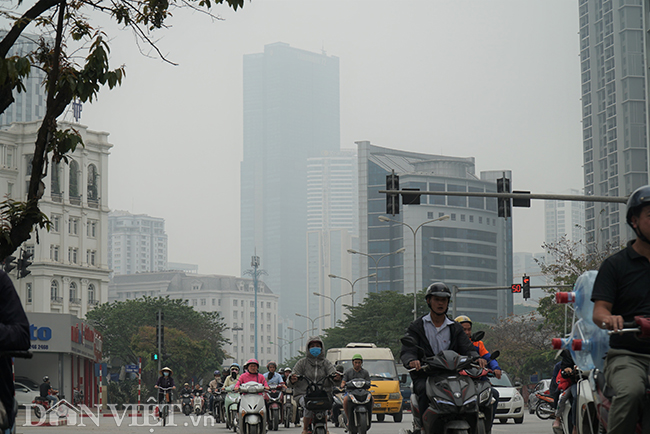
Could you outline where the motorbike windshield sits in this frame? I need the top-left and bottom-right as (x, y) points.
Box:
(339, 360), (398, 381)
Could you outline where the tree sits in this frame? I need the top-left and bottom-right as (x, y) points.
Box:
(85, 296), (229, 384)
(0, 0), (246, 261)
(321, 290), (430, 360)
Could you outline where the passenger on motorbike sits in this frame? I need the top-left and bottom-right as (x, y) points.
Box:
(234, 359), (270, 391)
(290, 336), (341, 434)
(39, 376), (58, 405)
(341, 354), (373, 429)
(592, 184), (650, 434)
(400, 283), (484, 431)
(223, 363), (240, 389)
(553, 359), (578, 432)
(455, 315), (501, 429)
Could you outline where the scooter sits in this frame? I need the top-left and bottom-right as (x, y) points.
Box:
(533, 391), (555, 420)
(193, 389), (205, 415)
(283, 386), (298, 428)
(459, 351), (500, 434)
(225, 385), (241, 431)
(238, 381), (267, 434)
(211, 386), (225, 423)
(265, 384), (283, 431)
(32, 390), (65, 419)
(180, 390), (193, 416)
(331, 387), (345, 428)
(401, 335), (485, 434)
(298, 373), (337, 434)
(344, 378), (375, 434)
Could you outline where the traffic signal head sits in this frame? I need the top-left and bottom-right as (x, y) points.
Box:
(2, 255), (16, 273)
(17, 250), (33, 279)
(386, 172), (400, 215)
(152, 353), (158, 361)
(522, 276), (531, 299)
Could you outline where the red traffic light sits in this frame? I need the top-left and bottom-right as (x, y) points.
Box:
(511, 284), (522, 293)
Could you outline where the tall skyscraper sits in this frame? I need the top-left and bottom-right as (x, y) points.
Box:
(579, 0), (647, 250)
(108, 211), (168, 275)
(544, 188), (586, 254)
(241, 42), (340, 330)
(357, 141), (513, 323)
(306, 150), (358, 331)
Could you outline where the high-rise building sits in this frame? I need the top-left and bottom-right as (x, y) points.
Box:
(0, 31), (47, 126)
(544, 188), (586, 255)
(579, 0), (647, 250)
(108, 211), (168, 275)
(306, 150), (358, 331)
(0, 121), (111, 317)
(357, 141), (513, 323)
(241, 42), (340, 331)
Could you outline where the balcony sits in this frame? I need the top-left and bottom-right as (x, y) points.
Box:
(88, 299), (99, 306)
(69, 196), (81, 206)
(51, 193), (62, 203)
(51, 296), (63, 304)
(88, 199), (99, 209)
(70, 298), (82, 305)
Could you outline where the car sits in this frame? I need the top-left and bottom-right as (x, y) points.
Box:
(15, 376), (39, 390)
(14, 381), (40, 407)
(527, 379), (552, 414)
(490, 372), (524, 424)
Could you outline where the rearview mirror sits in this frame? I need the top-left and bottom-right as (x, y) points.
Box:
(490, 350), (500, 360)
(471, 331), (485, 342)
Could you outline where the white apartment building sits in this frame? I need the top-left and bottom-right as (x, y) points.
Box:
(0, 121), (111, 317)
(109, 271), (280, 366)
(108, 210), (168, 275)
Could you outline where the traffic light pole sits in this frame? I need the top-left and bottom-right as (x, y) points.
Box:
(379, 189), (628, 204)
(157, 309), (162, 373)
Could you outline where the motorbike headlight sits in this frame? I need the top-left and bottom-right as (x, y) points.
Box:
(388, 393), (401, 400)
(462, 397), (476, 406)
(479, 389), (491, 404)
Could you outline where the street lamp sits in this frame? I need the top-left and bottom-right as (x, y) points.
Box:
(287, 327), (316, 350)
(295, 313), (331, 334)
(347, 247), (406, 292)
(272, 336), (297, 363)
(378, 214), (450, 320)
(322, 273), (376, 324)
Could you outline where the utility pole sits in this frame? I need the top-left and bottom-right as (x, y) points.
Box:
(244, 255), (267, 361)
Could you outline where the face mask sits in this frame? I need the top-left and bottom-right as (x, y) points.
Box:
(163, 372), (169, 377)
(309, 347), (322, 357)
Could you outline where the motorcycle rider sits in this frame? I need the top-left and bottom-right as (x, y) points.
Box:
(38, 376), (58, 406)
(400, 283), (484, 432)
(341, 354), (373, 430)
(208, 371), (223, 415)
(290, 336), (341, 434)
(265, 361), (285, 387)
(234, 359), (270, 391)
(592, 184), (650, 434)
(455, 315), (501, 430)
(223, 363), (240, 389)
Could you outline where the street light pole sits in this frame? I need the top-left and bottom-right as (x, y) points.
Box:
(287, 327), (316, 350)
(378, 215), (449, 320)
(322, 273), (376, 324)
(295, 313), (330, 335)
(347, 247), (406, 292)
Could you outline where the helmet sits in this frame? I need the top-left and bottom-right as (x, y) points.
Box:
(352, 354), (363, 362)
(335, 365), (345, 373)
(267, 361), (277, 369)
(230, 363), (240, 371)
(184, 383), (190, 387)
(244, 358), (259, 369)
(627, 185), (650, 227)
(43, 376), (49, 382)
(284, 367), (292, 373)
(425, 282), (452, 299)
(455, 315), (472, 325)
(213, 370), (221, 376)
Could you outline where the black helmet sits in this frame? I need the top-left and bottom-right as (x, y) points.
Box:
(43, 376), (49, 382)
(626, 185), (650, 228)
(425, 282), (451, 299)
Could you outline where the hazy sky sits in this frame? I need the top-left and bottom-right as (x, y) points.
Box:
(79, 0), (584, 276)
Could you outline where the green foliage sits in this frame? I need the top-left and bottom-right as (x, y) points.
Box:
(0, 56), (31, 93)
(107, 379), (150, 405)
(86, 296), (229, 385)
(48, 128), (84, 164)
(0, 198), (50, 242)
(321, 289), (430, 360)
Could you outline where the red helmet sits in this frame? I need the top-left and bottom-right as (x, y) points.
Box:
(244, 358), (259, 369)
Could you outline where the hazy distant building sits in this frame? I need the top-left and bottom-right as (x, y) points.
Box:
(578, 0), (647, 250)
(166, 262), (199, 274)
(108, 211), (168, 275)
(240, 42), (340, 333)
(108, 271), (280, 366)
(357, 141), (513, 324)
(0, 121), (111, 317)
(545, 188), (586, 254)
(306, 150), (358, 331)
(0, 31), (47, 126)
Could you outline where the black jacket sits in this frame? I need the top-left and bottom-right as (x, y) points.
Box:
(400, 314), (479, 380)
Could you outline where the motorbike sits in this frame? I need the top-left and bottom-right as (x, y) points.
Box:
(193, 389), (205, 415)
(283, 386), (298, 428)
(401, 335), (487, 434)
(211, 386), (225, 423)
(298, 373), (337, 434)
(238, 381), (267, 434)
(32, 390), (66, 419)
(331, 387), (345, 428)
(459, 351), (500, 434)
(265, 384), (283, 431)
(343, 379), (375, 434)
(180, 390), (193, 416)
(533, 391), (555, 420)
(225, 385), (241, 431)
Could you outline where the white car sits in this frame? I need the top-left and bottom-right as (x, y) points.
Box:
(14, 382), (40, 407)
(491, 372), (524, 424)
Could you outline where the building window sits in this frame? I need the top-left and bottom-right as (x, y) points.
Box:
(69, 282), (77, 302)
(69, 159), (80, 198)
(51, 161), (61, 195)
(87, 220), (97, 238)
(50, 280), (59, 300)
(233, 300), (238, 306)
(218, 299), (221, 306)
(69, 218), (79, 235)
(26, 283), (32, 303)
(51, 215), (60, 232)
(451, 214), (456, 221)
(68, 247), (78, 264)
(250, 301), (254, 307)
(234, 311), (238, 319)
(6, 182), (12, 199)
(88, 284), (96, 303)
(50, 245), (60, 262)
(87, 164), (98, 201)
(200, 299), (206, 306)
(193, 299), (197, 306)
(86, 249), (96, 265)
(266, 302), (271, 308)
(212, 299), (216, 306)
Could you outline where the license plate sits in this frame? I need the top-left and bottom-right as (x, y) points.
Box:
(373, 403), (381, 408)
(497, 403), (507, 409)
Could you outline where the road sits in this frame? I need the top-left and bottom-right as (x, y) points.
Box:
(15, 408), (555, 434)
